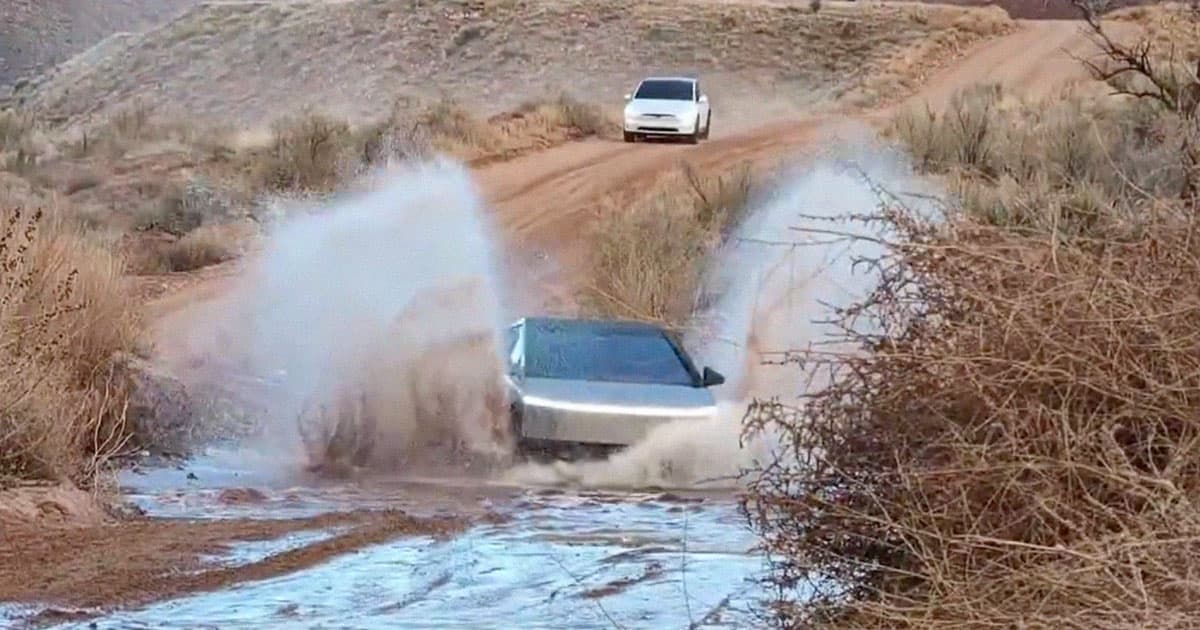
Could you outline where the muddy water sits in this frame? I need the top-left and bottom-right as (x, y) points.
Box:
(71, 449), (767, 629)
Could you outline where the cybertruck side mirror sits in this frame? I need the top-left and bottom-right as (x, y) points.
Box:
(701, 366), (725, 388)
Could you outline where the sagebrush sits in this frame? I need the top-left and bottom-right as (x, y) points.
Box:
(585, 162), (753, 327)
(744, 7), (1200, 628)
(0, 206), (138, 485)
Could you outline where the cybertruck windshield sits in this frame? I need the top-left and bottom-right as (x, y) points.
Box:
(633, 79), (694, 101)
(524, 319), (700, 387)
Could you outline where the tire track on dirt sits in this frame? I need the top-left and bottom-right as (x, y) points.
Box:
(0, 508), (465, 617)
(476, 17), (1140, 290)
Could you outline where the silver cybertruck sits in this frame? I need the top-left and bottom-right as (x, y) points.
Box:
(502, 316), (726, 460)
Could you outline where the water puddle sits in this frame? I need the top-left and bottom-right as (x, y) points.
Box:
(71, 505), (762, 629)
(197, 529), (347, 571)
(87, 448), (771, 628)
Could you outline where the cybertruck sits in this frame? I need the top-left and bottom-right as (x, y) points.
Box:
(503, 316), (726, 460)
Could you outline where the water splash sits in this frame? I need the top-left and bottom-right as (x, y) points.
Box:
(166, 158), (516, 477)
(507, 126), (934, 490)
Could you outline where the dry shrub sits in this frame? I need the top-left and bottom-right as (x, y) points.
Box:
(745, 12), (1200, 626)
(888, 82), (1193, 234)
(586, 162), (753, 326)
(1, 109), (38, 174)
(162, 225), (236, 272)
(0, 206), (138, 485)
(141, 176), (235, 235)
(246, 95), (614, 193)
(743, 198), (1200, 628)
(419, 97), (498, 154)
(70, 100), (199, 159)
(1111, 2), (1200, 59)
(0, 109), (34, 152)
(250, 111), (354, 193)
(539, 93), (617, 138)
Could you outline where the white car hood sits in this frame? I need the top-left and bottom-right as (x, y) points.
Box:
(625, 98), (698, 119)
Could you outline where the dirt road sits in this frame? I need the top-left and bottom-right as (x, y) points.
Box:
(466, 17), (1133, 307)
(141, 18), (1131, 330)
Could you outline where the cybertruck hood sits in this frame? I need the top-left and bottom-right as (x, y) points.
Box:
(519, 377), (717, 417)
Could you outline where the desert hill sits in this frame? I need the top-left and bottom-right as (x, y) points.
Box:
(0, 0), (199, 91)
(11, 0), (1011, 130)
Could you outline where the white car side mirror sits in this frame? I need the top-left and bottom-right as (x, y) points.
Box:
(699, 94), (708, 104)
(624, 93), (632, 101)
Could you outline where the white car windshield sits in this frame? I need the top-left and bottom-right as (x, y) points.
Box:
(633, 79), (693, 101)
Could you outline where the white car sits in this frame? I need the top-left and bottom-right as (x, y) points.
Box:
(622, 76), (711, 144)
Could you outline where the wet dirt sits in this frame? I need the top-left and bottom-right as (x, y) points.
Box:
(0, 450), (767, 629)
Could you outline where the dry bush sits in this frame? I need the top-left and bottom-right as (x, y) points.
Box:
(247, 95), (615, 193)
(162, 225), (236, 272)
(141, 176), (235, 236)
(1, 109), (38, 174)
(585, 162), (753, 326)
(0, 205), (139, 485)
(420, 93), (615, 160)
(539, 93), (618, 138)
(249, 111), (354, 193)
(69, 100), (200, 159)
(744, 9), (1200, 628)
(419, 97), (498, 155)
(0, 109), (34, 152)
(888, 82), (1192, 234)
(742, 198), (1200, 629)
(1111, 2), (1200, 59)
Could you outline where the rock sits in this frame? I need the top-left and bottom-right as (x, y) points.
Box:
(111, 352), (195, 455)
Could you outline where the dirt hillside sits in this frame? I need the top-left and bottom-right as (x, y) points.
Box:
(12, 0), (1012, 129)
(0, 0), (199, 92)
(146, 15), (1127, 366)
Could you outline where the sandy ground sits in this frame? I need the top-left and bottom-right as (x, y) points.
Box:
(0, 14), (1148, 622)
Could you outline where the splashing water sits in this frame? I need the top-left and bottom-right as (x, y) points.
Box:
(507, 129), (933, 490)
(168, 158), (517, 477)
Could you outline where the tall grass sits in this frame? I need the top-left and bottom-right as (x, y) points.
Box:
(1, 109), (38, 174)
(0, 109), (34, 152)
(0, 205), (138, 485)
(247, 95), (616, 194)
(887, 82), (1190, 235)
(585, 162), (753, 327)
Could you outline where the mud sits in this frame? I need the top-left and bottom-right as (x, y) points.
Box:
(0, 451), (767, 629)
(0, 506), (463, 613)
